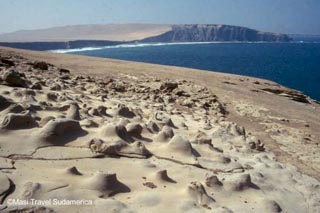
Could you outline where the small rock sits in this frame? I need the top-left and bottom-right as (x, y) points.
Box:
(1, 58), (15, 66)
(59, 68), (70, 74)
(0, 112), (37, 130)
(33, 61), (49, 70)
(160, 81), (178, 92)
(2, 70), (27, 87)
(47, 92), (58, 101)
(31, 82), (42, 90)
(205, 175), (223, 187)
(50, 84), (61, 91)
(143, 182), (157, 189)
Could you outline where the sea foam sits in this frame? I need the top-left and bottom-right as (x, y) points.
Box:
(49, 42), (226, 53)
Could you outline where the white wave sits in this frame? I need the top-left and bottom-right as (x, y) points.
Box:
(50, 46), (105, 53)
(49, 41), (316, 53)
(49, 41), (230, 53)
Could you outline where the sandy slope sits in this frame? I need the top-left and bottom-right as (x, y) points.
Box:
(0, 46), (319, 212)
(0, 24), (171, 42)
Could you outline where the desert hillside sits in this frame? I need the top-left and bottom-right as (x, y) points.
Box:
(0, 47), (319, 212)
(0, 24), (171, 42)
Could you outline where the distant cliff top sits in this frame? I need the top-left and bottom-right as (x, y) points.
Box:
(0, 24), (290, 43)
(143, 24), (291, 42)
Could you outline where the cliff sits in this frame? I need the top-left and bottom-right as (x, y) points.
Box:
(142, 24), (291, 42)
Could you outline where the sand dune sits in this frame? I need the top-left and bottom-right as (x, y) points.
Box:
(0, 46), (319, 212)
(0, 24), (171, 42)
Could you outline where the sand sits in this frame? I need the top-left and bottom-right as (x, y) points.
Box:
(0, 24), (171, 42)
(0, 46), (319, 212)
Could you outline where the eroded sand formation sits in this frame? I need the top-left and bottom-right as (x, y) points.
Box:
(0, 51), (319, 212)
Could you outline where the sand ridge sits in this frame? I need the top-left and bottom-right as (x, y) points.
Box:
(0, 24), (172, 42)
(0, 48), (319, 212)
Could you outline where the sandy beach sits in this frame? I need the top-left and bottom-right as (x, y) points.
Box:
(0, 46), (319, 212)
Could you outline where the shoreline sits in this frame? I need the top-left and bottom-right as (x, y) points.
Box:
(49, 41), (314, 53)
(0, 46), (319, 212)
(0, 40), (314, 52)
(46, 42), (320, 102)
(1, 46), (319, 178)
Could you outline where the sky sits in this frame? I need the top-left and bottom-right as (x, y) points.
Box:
(1, 0), (320, 35)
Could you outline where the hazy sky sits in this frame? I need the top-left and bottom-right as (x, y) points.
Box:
(1, 0), (319, 34)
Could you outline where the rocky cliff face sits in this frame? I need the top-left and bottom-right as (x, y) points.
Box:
(142, 25), (291, 42)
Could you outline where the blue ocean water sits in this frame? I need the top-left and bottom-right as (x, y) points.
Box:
(63, 43), (320, 101)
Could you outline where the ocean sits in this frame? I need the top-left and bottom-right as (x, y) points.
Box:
(54, 42), (320, 101)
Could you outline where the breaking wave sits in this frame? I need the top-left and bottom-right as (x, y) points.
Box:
(49, 42), (232, 53)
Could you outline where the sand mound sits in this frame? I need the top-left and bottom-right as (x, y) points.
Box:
(36, 118), (86, 145)
(150, 135), (198, 164)
(119, 141), (151, 157)
(18, 171), (130, 202)
(0, 173), (11, 201)
(146, 112), (176, 134)
(167, 135), (194, 156)
(186, 181), (215, 207)
(212, 122), (246, 139)
(160, 81), (178, 92)
(126, 123), (143, 137)
(39, 116), (55, 127)
(0, 112), (37, 130)
(224, 173), (259, 191)
(146, 120), (160, 133)
(83, 172), (130, 197)
(64, 166), (83, 176)
(33, 61), (49, 70)
(190, 131), (212, 145)
(66, 103), (81, 120)
(150, 170), (176, 183)
(261, 200), (282, 213)
(205, 175), (223, 188)
(88, 138), (116, 153)
(246, 136), (266, 152)
(2, 104), (25, 114)
(153, 126), (174, 142)
(21, 182), (41, 199)
(2, 70), (28, 87)
(88, 138), (151, 158)
(100, 124), (134, 143)
(0, 95), (12, 111)
(113, 105), (136, 118)
(86, 105), (108, 117)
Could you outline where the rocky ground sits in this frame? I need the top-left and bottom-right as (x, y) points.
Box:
(0, 48), (319, 212)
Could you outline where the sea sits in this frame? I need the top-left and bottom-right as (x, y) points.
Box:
(52, 42), (320, 101)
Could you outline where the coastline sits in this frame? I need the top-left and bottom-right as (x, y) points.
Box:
(49, 41), (307, 53)
(1, 46), (319, 178)
(49, 42), (320, 102)
(0, 46), (319, 212)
